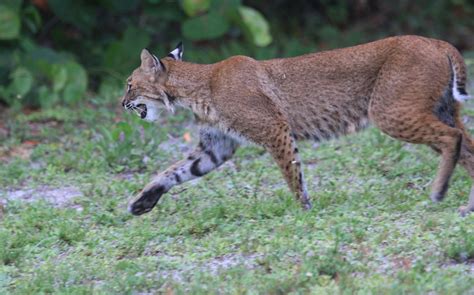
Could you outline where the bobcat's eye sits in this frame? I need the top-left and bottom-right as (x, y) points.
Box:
(127, 83), (132, 92)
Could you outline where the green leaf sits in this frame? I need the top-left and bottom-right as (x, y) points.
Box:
(182, 11), (229, 41)
(51, 64), (68, 93)
(210, 0), (241, 18)
(62, 62), (87, 104)
(181, 0), (211, 17)
(9, 67), (33, 98)
(22, 5), (43, 34)
(38, 85), (59, 109)
(238, 6), (272, 47)
(0, 4), (21, 40)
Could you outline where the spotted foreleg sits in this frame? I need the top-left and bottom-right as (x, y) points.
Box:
(216, 93), (312, 210)
(264, 123), (311, 210)
(128, 128), (239, 215)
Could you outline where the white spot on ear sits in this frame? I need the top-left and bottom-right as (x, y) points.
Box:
(169, 48), (182, 60)
(168, 42), (183, 61)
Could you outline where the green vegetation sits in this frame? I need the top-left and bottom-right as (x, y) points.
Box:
(0, 0), (274, 108)
(1, 0), (474, 293)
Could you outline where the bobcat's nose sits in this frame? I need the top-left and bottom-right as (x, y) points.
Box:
(121, 98), (132, 109)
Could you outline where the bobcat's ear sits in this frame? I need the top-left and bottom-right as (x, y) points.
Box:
(167, 42), (183, 61)
(140, 49), (165, 72)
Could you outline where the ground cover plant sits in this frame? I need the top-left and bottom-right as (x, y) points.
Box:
(0, 58), (473, 294)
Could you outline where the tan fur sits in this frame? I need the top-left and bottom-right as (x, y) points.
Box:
(122, 35), (473, 216)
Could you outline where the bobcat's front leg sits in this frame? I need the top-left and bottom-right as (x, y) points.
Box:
(264, 123), (312, 210)
(128, 128), (239, 215)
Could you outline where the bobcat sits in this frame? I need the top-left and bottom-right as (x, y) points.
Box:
(121, 36), (473, 216)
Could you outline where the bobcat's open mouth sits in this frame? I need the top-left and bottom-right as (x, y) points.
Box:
(124, 98), (161, 122)
(135, 104), (147, 119)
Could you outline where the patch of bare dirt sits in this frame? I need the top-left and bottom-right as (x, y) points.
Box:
(0, 140), (39, 162)
(0, 186), (83, 210)
(442, 259), (474, 274)
(158, 135), (194, 156)
(155, 253), (263, 282)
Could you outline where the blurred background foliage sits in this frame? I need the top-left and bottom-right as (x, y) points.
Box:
(0, 0), (473, 108)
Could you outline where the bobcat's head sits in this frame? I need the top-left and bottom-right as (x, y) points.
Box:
(121, 43), (183, 122)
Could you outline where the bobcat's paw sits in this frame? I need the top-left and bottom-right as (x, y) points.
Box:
(458, 206), (473, 217)
(128, 185), (165, 216)
(430, 192), (445, 203)
(302, 200), (312, 210)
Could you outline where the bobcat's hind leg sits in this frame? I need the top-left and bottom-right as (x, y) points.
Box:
(455, 115), (474, 216)
(370, 100), (462, 204)
(368, 53), (466, 206)
(458, 186), (474, 217)
(428, 128), (462, 203)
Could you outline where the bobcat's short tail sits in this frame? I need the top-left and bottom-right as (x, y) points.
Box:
(447, 48), (471, 102)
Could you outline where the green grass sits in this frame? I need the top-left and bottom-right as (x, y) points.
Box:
(2, 78), (474, 293)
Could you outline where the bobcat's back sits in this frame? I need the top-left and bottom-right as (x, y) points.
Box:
(243, 36), (469, 141)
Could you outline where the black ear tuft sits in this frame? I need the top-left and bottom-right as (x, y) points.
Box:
(176, 41), (183, 51)
(168, 41), (184, 61)
(145, 48), (160, 64)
